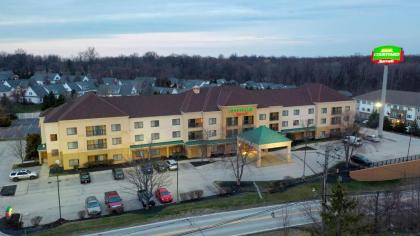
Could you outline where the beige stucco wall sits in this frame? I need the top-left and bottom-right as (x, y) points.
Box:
(350, 159), (420, 181)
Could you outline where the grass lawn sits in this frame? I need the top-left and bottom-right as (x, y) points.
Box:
(12, 103), (42, 113)
(32, 179), (401, 236)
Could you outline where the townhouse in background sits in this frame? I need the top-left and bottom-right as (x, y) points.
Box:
(38, 84), (355, 170)
(354, 90), (420, 125)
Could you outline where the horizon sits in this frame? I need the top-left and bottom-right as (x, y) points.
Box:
(1, 0), (419, 57)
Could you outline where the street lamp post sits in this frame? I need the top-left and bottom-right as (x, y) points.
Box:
(53, 160), (62, 220)
(407, 124), (412, 158)
(377, 65), (388, 138)
(175, 152), (180, 203)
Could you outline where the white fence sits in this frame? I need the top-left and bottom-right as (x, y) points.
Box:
(16, 112), (40, 119)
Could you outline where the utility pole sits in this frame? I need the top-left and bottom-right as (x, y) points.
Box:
(321, 146), (330, 233)
(377, 65), (388, 138)
(407, 124), (412, 158)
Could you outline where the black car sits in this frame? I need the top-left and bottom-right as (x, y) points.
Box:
(153, 161), (168, 172)
(141, 162), (153, 175)
(112, 168), (125, 180)
(350, 154), (373, 167)
(137, 189), (156, 208)
(80, 172), (91, 184)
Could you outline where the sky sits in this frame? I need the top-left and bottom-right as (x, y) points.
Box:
(0, 0), (419, 57)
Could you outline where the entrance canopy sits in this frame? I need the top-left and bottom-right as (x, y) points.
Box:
(238, 126), (292, 167)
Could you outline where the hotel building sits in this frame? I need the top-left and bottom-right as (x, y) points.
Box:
(38, 83), (355, 170)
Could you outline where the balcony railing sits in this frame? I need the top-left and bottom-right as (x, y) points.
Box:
(87, 143), (107, 150)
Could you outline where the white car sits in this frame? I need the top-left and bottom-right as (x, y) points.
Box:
(343, 136), (362, 146)
(9, 169), (38, 182)
(166, 160), (178, 171)
(365, 134), (380, 143)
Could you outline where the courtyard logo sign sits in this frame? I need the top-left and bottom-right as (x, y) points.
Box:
(228, 107), (254, 116)
(371, 45), (404, 64)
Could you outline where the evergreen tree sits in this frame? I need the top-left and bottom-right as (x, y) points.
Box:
(322, 182), (365, 235)
(367, 111), (379, 128)
(383, 117), (393, 131)
(56, 94), (65, 106)
(25, 133), (41, 160)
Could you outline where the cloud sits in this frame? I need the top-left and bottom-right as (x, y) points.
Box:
(0, 31), (306, 57)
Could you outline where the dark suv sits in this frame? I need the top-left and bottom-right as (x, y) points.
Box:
(80, 172), (91, 184)
(112, 168), (125, 180)
(350, 154), (373, 167)
(137, 189), (156, 208)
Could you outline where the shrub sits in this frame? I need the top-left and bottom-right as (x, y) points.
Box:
(31, 216), (42, 227)
(78, 210), (86, 220)
(0, 116), (11, 127)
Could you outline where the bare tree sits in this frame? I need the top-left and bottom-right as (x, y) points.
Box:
(340, 110), (360, 169)
(227, 142), (253, 188)
(301, 118), (315, 178)
(12, 139), (25, 163)
(125, 162), (170, 209)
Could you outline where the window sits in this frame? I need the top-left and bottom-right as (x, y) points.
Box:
(87, 139), (107, 150)
(209, 118), (217, 125)
(293, 109), (300, 116)
(331, 107), (342, 115)
(269, 123), (279, 131)
(226, 117), (238, 126)
(151, 120), (159, 127)
(51, 149), (59, 156)
(362, 100), (367, 104)
(135, 134), (144, 142)
(50, 134), (57, 141)
(321, 118), (327, 124)
(269, 112), (279, 121)
(188, 131), (203, 140)
(362, 108), (365, 111)
(322, 108), (327, 114)
(293, 120), (299, 126)
(307, 119), (314, 125)
(69, 159), (79, 167)
(111, 124), (121, 132)
(134, 121), (143, 129)
(86, 125), (106, 136)
(259, 114), (266, 120)
(226, 129), (238, 138)
(67, 141), (78, 149)
(172, 118), (180, 126)
(282, 110), (288, 116)
(150, 149), (160, 156)
(172, 131), (181, 138)
(320, 131), (326, 138)
(113, 154), (123, 161)
(66, 127), (77, 135)
(331, 117), (342, 125)
(282, 121), (288, 127)
(308, 108), (314, 114)
(345, 106), (350, 111)
(367, 108), (371, 112)
(112, 137), (122, 145)
(151, 133), (160, 140)
(188, 118), (203, 128)
(208, 130), (217, 137)
(243, 116), (254, 125)
(407, 115), (412, 119)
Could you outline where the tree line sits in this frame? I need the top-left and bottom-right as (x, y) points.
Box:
(1, 48), (420, 95)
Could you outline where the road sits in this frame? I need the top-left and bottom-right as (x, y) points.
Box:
(85, 201), (321, 236)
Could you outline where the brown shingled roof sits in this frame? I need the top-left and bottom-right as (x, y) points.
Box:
(42, 84), (351, 123)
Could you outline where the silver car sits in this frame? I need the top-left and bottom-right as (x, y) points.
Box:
(9, 169), (38, 182)
(166, 160), (178, 171)
(85, 196), (102, 216)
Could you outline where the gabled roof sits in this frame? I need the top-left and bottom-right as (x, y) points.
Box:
(0, 71), (14, 81)
(43, 92), (128, 122)
(42, 83), (351, 122)
(97, 84), (120, 96)
(354, 90), (420, 107)
(76, 81), (96, 91)
(0, 83), (11, 92)
(29, 85), (48, 97)
(44, 84), (67, 95)
(101, 77), (118, 85)
(239, 126), (291, 145)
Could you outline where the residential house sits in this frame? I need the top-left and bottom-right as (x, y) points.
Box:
(24, 85), (48, 104)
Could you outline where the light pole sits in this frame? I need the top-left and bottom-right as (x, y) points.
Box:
(53, 160), (62, 220)
(175, 152), (180, 203)
(407, 124), (412, 158)
(377, 65), (388, 138)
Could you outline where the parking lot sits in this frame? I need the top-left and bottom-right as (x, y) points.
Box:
(1, 128), (420, 227)
(0, 119), (40, 140)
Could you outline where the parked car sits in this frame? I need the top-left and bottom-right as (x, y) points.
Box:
(166, 160), (178, 171)
(80, 172), (91, 184)
(350, 154), (373, 167)
(9, 169), (38, 182)
(343, 136), (362, 146)
(155, 187), (173, 203)
(85, 196), (101, 216)
(365, 134), (380, 143)
(141, 162), (153, 175)
(112, 168), (125, 180)
(153, 161), (168, 172)
(104, 191), (124, 213)
(137, 189), (156, 208)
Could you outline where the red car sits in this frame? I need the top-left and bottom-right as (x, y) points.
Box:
(155, 187), (173, 203)
(104, 191), (124, 214)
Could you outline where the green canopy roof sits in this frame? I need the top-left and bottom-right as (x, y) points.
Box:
(185, 138), (235, 147)
(238, 126), (290, 145)
(130, 140), (184, 149)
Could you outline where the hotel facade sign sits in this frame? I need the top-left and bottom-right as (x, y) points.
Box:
(228, 106), (254, 116)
